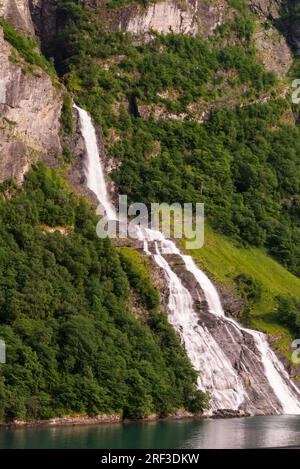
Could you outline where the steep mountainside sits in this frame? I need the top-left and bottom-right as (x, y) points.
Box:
(48, 0), (300, 273)
(0, 2), (209, 422)
(1, 0), (300, 420)
(46, 0), (300, 359)
(0, 25), (61, 183)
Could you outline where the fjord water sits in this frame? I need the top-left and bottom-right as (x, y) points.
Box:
(75, 105), (300, 415)
(1, 417), (300, 449)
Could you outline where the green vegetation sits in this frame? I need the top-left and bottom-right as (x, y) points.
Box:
(275, 295), (300, 337)
(0, 18), (56, 78)
(107, 101), (300, 277)
(0, 164), (208, 422)
(105, 0), (154, 7)
(184, 223), (300, 358)
(52, 1), (300, 279)
(60, 93), (74, 135)
(55, 4), (275, 122)
(185, 224), (300, 303)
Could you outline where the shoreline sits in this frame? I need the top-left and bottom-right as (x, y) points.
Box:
(0, 410), (199, 430)
(0, 409), (254, 430)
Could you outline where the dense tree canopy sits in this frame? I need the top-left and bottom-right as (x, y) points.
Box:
(0, 164), (208, 421)
(52, 1), (300, 277)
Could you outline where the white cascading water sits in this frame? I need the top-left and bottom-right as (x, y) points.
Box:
(76, 104), (300, 415)
(74, 104), (117, 221)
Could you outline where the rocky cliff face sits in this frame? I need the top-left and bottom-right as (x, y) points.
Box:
(0, 0), (35, 34)
(29, 0), (57, 55)
(290, 19), (300, 56)
(118, 0), (228, 37)
(25, 0), (293, 78)
(245, 0), (292, 78)
(248, 0), (284, 18)
(0, 27), (62, 183)
(164, 251), (300, 416)
(0, 0), (292, 184)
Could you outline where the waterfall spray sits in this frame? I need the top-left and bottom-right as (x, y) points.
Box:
(75, 104), (300, 416)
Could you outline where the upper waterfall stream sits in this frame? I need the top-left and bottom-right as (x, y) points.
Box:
(75, 104), (300, 416)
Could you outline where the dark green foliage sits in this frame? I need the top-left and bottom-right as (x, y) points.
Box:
(0, 163), (207, 421)
(119, 251), (160, 311)
(275, 294), (300, 336)
(60, 93), (74, 135)
(0, 18), (56, 77)
(54, 1), (275, 124)
(105, 0), (154, 7)
(240, 304), (252, 327)
(234, 274), (262, 303)
(61, 144), (72, 163)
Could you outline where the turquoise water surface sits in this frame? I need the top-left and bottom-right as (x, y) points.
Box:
(0, 416), (300, 449)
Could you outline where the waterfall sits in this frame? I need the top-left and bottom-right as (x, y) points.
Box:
(74, 104), (117, 221)
(76, 104), (300, 416)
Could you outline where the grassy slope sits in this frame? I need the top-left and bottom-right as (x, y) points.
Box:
(182, 223), (300, 360)
(118, 246), (153, 276)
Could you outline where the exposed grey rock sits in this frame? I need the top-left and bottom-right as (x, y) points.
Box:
(1, 413), (122, 428)
(29, 0), (57, 55)
(289, 16), (300, 57)
(88, 0), (229, 38)
(218, 283), (245, 318)
(118, 0), (229, 38)
(248, 0), (284, 19)
(254, 27), (292, 77)
(0, 27), (62, 184)
(0, 0), (35, 35)
(245, 1), (292, 77)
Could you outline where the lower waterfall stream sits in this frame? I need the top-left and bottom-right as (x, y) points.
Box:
(75, 104), (300, 416)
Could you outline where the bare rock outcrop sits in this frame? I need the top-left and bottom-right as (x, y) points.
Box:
(0, 27), (62, 183)
(29, 0), (58, 55)
(246, 1), (292, 77)
(0, 0), (35, 35)
(289, 19), (300, 56)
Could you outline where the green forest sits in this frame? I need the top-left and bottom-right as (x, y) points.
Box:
(52, 0), (300, 279)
